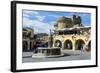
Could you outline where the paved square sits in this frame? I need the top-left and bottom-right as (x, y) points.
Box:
(22, 50), (91, 63)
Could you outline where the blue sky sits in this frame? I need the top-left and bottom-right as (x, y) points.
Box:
(23, 10), (91, 34)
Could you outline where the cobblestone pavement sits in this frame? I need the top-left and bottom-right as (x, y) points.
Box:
(22, 50), (91, 63)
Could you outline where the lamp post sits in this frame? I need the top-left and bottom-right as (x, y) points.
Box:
(48, 29), (53, 48)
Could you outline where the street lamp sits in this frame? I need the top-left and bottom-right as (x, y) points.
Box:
(48, 29), (53, 48)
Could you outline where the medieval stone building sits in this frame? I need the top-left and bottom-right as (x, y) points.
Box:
(53, 15), (91, 52)
(23, 27), (35, 51)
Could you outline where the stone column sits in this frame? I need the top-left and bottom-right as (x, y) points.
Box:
(53, 40), (55, 47)
(73, 40), (75, 51)
(61, 41), (64, 52)
(61, 35), (64, 53)
(72, 36), (76, 51)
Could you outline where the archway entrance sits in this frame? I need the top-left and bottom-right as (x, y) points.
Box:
(75, 39), (85, 50)
(55, 40), (62, 48)
(64, 40), (73, 50)
(86, 41), (91, 52)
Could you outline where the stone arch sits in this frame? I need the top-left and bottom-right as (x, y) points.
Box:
(54, 40), (62, 48)
(64, 39), (73, 50)
(75, 39), (85, 50)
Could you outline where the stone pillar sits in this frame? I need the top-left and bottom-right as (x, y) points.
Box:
(73, 40), (75, 51)
(53, 40), (55, 47)
(72, 36), (76, 51)
(61, 40), (64, 53)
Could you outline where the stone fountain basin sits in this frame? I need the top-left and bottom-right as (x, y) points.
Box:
(32, 47), (64, 58)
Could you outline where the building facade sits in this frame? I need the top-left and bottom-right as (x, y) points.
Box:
(35, 33), (49, 47)
(53, 15), (91, 52)
(23, 27), (36, 51)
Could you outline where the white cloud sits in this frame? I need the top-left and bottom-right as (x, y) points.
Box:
(48, 14), (60, 17)
(23, 17), (54, 34)
(23, 10), (39, 18)
(65, 16), (72, 18)
(35, 15), (45, 21)
(23, 10), (39, 15)
(23, 10), (56, 34)
(23, 10), (46, 22)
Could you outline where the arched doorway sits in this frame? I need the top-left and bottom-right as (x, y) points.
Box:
(55, 40), (62, 48)
(64, 40), (73, 50)
(75, 39), (85, 50)
(86, 41), (91, 52)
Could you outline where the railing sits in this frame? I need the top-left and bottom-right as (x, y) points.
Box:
(53, 34), (90, 38)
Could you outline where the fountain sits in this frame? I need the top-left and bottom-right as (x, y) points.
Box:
(32, 30), (64, 58)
